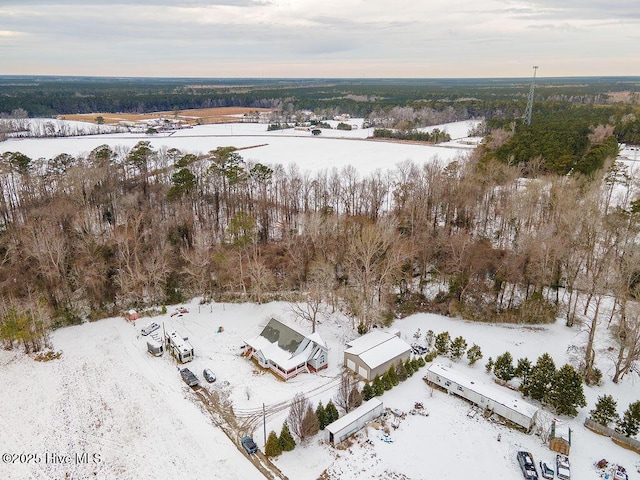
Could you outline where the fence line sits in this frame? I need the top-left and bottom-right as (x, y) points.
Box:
(584, 418), (640, 454)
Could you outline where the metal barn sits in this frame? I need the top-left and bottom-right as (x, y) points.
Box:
(325, 398), (385, 446)
(344, 330), (411, 381)
(425, 363), (539, 431)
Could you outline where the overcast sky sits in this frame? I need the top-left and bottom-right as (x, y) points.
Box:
(1, 0), (639, 78)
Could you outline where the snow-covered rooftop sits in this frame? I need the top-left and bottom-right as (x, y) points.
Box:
(244, 319), (326, 371)
(345, 331), (411, 370)
(325, 398), (384, 434)
(428, 363), (539, 419)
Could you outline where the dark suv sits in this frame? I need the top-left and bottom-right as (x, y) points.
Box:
(517, 451), (539, 480)
(241, 436), (258, 454)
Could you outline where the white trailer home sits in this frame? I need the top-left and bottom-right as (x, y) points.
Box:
(325, 398), (384, 446)
(165, 330), (194, 363)
(425, 363), (539, 431)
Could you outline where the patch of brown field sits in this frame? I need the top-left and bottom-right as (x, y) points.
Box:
(61, 106), (273, 125)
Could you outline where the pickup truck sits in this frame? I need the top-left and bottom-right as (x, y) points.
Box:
(180, 368), (200, 387)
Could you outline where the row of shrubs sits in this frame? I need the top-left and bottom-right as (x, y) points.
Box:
(362, 356), (427, 400)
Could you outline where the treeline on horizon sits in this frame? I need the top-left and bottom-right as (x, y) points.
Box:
(1, 76), (639, 119)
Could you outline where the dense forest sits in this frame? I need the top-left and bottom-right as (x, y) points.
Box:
(1, 77), (640, 386)
(2, 75), (640, 119)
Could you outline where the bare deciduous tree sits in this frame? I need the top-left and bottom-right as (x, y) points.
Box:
(334, 371), (360, 413)
(287, 393), (310, 441)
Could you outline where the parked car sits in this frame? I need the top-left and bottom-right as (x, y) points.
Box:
(203, 368), (216, 383)
(241, 436), (258, 454)
(539, 460), (555, 479)
(180, 368), (200, 387)
(556, 455), (571, 480)
(141, 322), (160, 336)
(517, 451), (539, 480)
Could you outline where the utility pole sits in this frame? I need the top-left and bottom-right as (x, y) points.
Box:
(263, 403), (267, 446)
(524, 66), (539, 126)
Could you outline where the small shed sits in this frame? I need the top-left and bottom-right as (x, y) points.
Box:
(325, 398), (384, 446)
(344, 330), (411, 381)
(425, 363), (539, 431)
(549, 419), (571, 455)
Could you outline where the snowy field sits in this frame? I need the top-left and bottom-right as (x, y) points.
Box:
(1, 297), (639, 480)
(0, 119), (480, 176)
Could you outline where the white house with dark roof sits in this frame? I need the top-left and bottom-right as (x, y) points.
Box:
(243, 319), (328, 380)
(343, 330), (412, 381)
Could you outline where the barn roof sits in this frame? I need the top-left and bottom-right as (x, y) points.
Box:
(345, 331), (411, 370)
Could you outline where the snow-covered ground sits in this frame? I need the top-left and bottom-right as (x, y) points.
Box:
(0, 119), (480, 176)
(1, 119), (639, 479)
(1, 298), (639, 480)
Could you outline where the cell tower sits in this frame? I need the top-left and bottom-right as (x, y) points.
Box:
(524, 66), (538, 126)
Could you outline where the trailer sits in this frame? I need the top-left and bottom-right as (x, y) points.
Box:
(165, 330), (194, 363)
(146, 339), (164, 356)
(425, 363), (539, 431)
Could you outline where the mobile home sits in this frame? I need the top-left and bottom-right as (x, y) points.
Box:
(425, 363), (539, 431)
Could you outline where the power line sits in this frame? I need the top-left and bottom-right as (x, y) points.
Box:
(524, 66), (539, 126)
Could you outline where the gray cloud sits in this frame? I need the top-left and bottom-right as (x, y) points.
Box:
(1, 0), (638, 77)
(522, 0), (640, 20)
(1, 0), (268, 6)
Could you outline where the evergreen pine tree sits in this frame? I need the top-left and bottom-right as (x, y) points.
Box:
(450, 336), (467, 360)
(617, 401), (640, 437)
(425, 329), (434, 348)
(411, 358), (421, 372)
(405, 358), (415, 376)
(315, 401), (328, 430)
(396, 360), (408, 382)
(265, 430), (283, 457)
(515, 357), (532, 381)
(522, 353), (556, 402)
(548, 364), (587, 417)
(467, 344), (483, 365)
(362, 382), (375, 401)
(493, 351), (516, 381)
(382, 371), (393, 390)
(325, 400), (339, 423)
(590, 395), (618, 427)
(348, 385), (363, 409)
(417, 355), (426, 367)
(279, 422), (296, 452)
(435, 331), (450, 356)
(485, 357), (494, 373)
(387, 365), (399, 386)
(372, 374), (385, 396)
